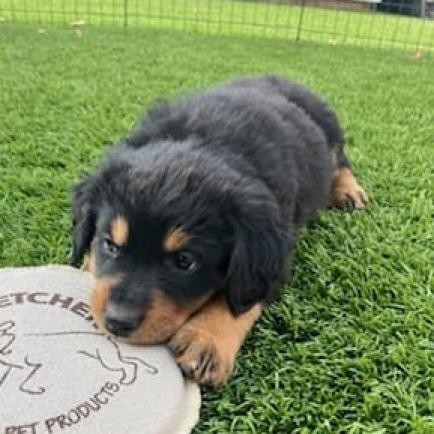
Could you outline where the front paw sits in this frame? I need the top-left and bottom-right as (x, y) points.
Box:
(334, 184), (369, 212)
(168, 325), (235, 387)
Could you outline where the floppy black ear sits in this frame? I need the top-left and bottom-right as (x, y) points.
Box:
(70, 175), (99, 267)
(225, 193), (292, 315)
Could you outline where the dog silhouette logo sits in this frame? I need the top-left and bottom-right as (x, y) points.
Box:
(0, 319), (157, 396)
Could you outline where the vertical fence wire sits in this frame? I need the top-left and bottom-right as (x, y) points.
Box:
(124, 0), (128, 27)
(86, 0), (92, 25)
(416, 17), (427, 47)
(61, 0), (65, 24)
(74, 0), (78, 21)
(296, 0), (306, 41)
(36, 0), (41, 24)
(430, 17), (434, 46)
(10, 0), (15, 22)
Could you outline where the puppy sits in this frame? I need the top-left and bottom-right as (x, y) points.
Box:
(71, 75), (368, 386)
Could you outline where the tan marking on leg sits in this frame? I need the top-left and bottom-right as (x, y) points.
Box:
(111, 216), (129, 246)
(330, 167), (369, 212)
(163, 227), (190, 253)
(169, 295), (262, 386)
(90, 277), (120, 331)
(130, 290), (211, 345)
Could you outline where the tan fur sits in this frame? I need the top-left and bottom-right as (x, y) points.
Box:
(330, 167), (369, 210)
(111, 216), (129, 246)
(163, 227), (190, 253)
(90, 270), (211, 344)
(80, 254), (91, 272)
(169, 296), (262, 386)
(90, 277), (120, 330)
(80, 251), (96, 273)
(130, 290), (210, 345)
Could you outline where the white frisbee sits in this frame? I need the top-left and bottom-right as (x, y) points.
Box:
(0, 266), (201, 434)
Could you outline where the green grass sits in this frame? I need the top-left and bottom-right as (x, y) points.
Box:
(1, 0), (434, 51)
(1, 22), (434, 433)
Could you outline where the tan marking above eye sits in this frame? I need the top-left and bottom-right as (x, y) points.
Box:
(111, 216), (129, 246)
(163, 227), (190, 253)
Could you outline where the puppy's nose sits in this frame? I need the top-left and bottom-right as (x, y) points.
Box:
(104, 308), (142, 337)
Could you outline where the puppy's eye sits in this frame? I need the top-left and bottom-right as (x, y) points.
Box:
(102, 237), (120, 257)
(173, 251), (198, 272)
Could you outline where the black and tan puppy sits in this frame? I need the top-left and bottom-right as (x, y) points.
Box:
(71, 75), (368, 386)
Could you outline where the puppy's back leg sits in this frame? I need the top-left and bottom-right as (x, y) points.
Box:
(260, 75), (368, 212)
(330, 147), (368, 212)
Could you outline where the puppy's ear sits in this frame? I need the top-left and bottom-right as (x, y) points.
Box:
(225, 192), (292, 315)
(70, 174), (99, 267)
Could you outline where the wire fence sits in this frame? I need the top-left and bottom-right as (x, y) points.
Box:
(1, 0), (434, 52)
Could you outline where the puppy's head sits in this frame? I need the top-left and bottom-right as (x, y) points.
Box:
(71, 144), (289, 344)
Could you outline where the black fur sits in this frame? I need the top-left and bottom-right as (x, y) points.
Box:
(72, 75), (349, 316)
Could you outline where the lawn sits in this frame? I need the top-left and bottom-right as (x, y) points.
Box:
(1, 22), (434, 433)
(1, 0), (434, 51)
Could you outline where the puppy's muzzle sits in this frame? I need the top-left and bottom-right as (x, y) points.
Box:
(104, 304), (143, 337)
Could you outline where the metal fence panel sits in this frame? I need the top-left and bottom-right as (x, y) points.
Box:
(1, 0), (433, 52)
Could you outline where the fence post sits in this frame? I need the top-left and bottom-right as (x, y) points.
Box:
(296, 0), (306, 42)
(124, 0), (128, 27)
